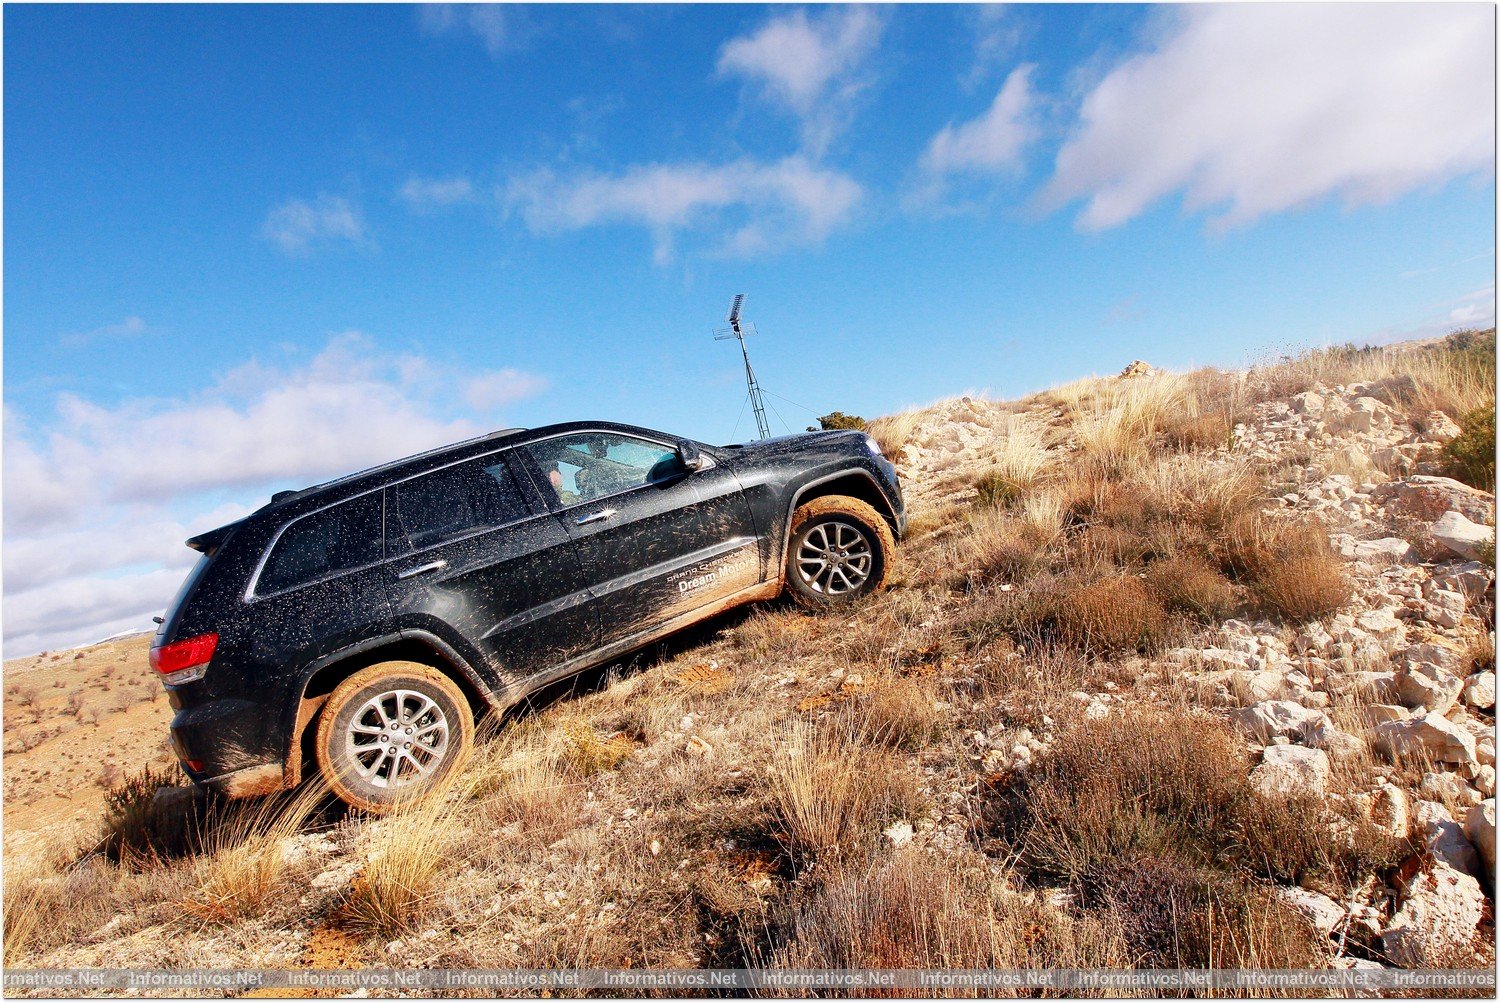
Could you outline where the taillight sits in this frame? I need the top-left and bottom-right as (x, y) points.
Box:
(150, 632), (218, 686)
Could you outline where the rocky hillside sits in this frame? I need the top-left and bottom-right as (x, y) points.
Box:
(3, 332), (1495, 989)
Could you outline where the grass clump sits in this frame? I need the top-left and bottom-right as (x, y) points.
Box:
(760, 847), (1127, 970)
(1145, 553), (1240, 620)
(1052, 574), (1175, 655)
(768, 724), (923, 867)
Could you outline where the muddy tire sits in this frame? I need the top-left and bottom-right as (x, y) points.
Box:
(314, 661), (474, 813)
(784, 495), (895, 610)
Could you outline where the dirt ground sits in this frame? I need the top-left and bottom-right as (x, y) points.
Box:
(2, 634), (177, 855)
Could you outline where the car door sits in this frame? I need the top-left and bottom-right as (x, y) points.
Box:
(517, 430), (722, 645)
(384, 450), (598, 687)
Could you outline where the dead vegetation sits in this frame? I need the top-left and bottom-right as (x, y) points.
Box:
(3, 332), (1492, 977)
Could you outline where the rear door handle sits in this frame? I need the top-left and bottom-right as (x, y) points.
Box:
(396, 560), (447, 580)
(575, 508), (617, 525)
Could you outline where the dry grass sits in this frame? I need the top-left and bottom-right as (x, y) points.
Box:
(866, 406), (933, 459)
(183, 783), (328, 923)
(768, 723), (922, 867)
(760, 846), (1128, 971)
(1145, 553), (1240, 621)
(1051, 574), (1175, 655)
(837, 674), (947, 752)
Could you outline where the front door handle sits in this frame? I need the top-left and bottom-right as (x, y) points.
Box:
(396, 560), (448, 580)
(575, 508), (617, 525)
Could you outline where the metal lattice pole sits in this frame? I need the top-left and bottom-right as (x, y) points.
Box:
(715, 294), (772, 440)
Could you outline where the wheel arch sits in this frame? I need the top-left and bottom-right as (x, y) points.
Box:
(778, 470), (899, 569)
(284, 631), (503, 788)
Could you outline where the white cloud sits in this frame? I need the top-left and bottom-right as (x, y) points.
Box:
(3, 335), (548, 656)
(400, 176), (476, 209)
(463, 369), (550, 412)
(261, 195), (366, 254)
(716, 6), (884, 154)
(503, 157), (862, 261)
(419, 4), (511, 57)
(1362, 284), (1497, 346)
(60, 315), (148, 349)
(1045, 5), (1495, 231)
(920, 64), (1036, 181)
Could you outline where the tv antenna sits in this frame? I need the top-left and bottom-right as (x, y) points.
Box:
(714, 293), (771, 440)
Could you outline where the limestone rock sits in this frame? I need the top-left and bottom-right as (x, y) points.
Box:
(1251, 745), (1330, 797)
(1415, 800), (1480, 876)
(1277, 887), (1345, 937)
(1230, 700), (1326, 743)
(1372, 713), (1477, 766)
(1382, 862), (1485, 968)
(1376, 476), (1495, 524)
(1462, 672), (1496, 712)
(1463, 800), (1495, 876)
(1431, 511), (1494, 563)
(1423, 411), (1463, 443)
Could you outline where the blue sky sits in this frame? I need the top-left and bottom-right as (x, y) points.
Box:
(3, 3), (1495, 655)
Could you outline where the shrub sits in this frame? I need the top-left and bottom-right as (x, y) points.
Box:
(100, 766), (194, 863)
(761, 847), (1127, 970)
(1145, 554), (1239, 621)
(1052, 575), (1174, 655)
(1443, 406), (1496, 491)
(1159, 408), (1232, 452)
(1000, 708), (1250, 882)
(973, 468), (1023, 508)
(952, 509), (1055, 585)
(1252, 555), (1353, 622)
(811, 411), (866, 431)
(839, 675), (947, 752)
(1079, 855), (1322, 968)
(558, 721), (635, 778)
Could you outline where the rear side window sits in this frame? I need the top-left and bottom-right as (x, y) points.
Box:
(391, 455), (529, 553)
(257, 493), (384, 595)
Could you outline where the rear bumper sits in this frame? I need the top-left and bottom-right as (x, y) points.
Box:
(169, 695), (288, 798)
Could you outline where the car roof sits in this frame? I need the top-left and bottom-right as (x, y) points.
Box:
(184, 420), (689, 552)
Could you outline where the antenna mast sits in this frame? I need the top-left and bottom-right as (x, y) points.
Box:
(714, 293), (771, 440)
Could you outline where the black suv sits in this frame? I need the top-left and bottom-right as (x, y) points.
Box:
(152, 421), (904, 810)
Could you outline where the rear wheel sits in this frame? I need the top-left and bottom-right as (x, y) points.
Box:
(784, 495), (895, 609)
(314, 661), (474, 812)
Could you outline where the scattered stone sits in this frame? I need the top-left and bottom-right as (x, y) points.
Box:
(883, 820), (915, 847)
(1431, 511), (1494, 563)
(1277, 887), (1345, 938)
(1230, 700), (1326, 743)
(1251, 745), (1331, 797)
(1118, 360), (1156, 378)
(1462, 672), (1496, 712)
(1463, 800), (1495, 875)
(1376, 476), (1496, 524)
(1382, 862), (1486, 968)
(1422, 411), (1463, 443)
(1372, 713), (1477, 766)
(1418, 772), (1482, 809)
(1393, 662), (1465, 715)
(685, 735), (715, 758)
(1289, 391), (1325, 416)
(1414, 800), (1480, 876)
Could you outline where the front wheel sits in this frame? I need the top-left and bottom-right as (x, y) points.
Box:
(784, 495), (895, 609)
(314, 661), (474, 812)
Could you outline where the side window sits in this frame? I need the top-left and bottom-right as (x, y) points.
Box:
(524, 433), (682, 507)
(258, 493), (384, 595)
(391, 455), (528, 552)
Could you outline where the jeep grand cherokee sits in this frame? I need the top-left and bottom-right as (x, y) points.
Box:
(152, 421), (904, 810)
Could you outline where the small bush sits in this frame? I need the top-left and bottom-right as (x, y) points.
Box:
(952, 509), (1055, 585)
(811, 411), (866, 432)
(761, 847), (1127, 970)
(1052, 575), (1174, 655)
(1159, 409), (1232, 451)
(839, 676), (947, 752)
(1145, 554), (1239, 621)
(973, 468), (1023, 508)
(1443, 406), (1496, 491)
(559, 721), (635, 778)
(1252, 555), (1353, 622)
(101, 766), (194, 863)
(1080, 855), (1322, 968)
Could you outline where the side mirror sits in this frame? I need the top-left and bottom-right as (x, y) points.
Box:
(676, 438), (706, 472)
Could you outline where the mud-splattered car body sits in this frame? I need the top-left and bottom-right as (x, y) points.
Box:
(154, 420), (904, 798)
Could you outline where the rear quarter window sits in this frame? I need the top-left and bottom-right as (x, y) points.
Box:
(256, 493), (384, 596)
